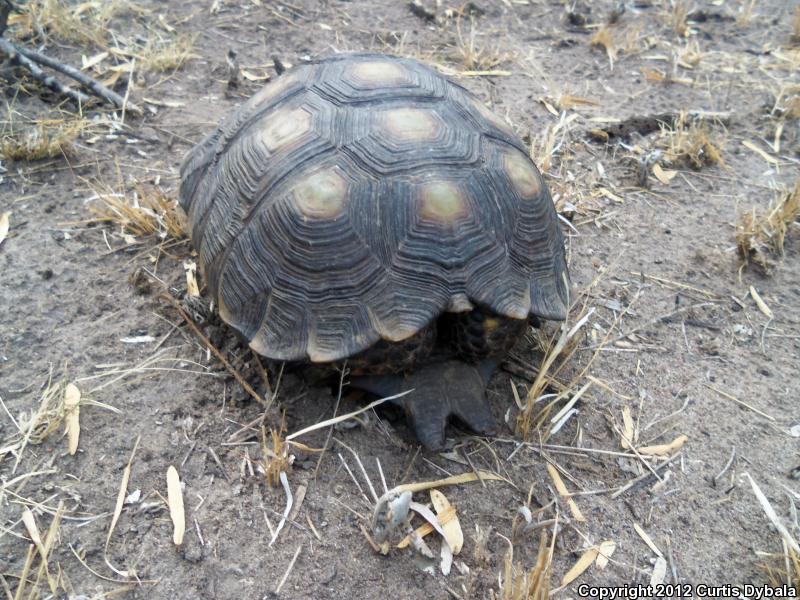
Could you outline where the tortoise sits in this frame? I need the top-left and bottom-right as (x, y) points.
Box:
(179, 53), (570, 449)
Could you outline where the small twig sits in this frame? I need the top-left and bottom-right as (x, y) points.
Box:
(2, 39), (143, 114)
(274, 544), (302, 594)
(313, 364), (347, 480)
(704, 384), (776, 422)
(611, 453), (682, 499)
(269, 471), (293, 547)
(0, 37), (91, 106)
(597, 302), (715, 349)
(712, 446), (736, 488)
(334, 438), (379, 503)
(163, 292), (266, 406)
(206, 446), (231, 482)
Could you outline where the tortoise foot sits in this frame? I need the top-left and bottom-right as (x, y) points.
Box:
(350, 359), (498, 450)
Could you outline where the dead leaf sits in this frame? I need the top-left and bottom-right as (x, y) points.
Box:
(546, 463), (586, 522)
(64, 383), (81, 455)
(22, 508), (45, 561)
(540, 98), (559, 116)
(599, 188), (624, 203)
(395, 470), (508, 494)
(650, 556), (668, 585)
(638, 434), (688, 456)
(167, 465), (185, 545)
(81, 51), (109, 70)
(0, 211), (10, 245)
(430, 490), (463, 554)
(750, 286), (774, 319)
(561, 547), (598, 585)
(143, 97), (187, 108)
(743, 140), (779, 165)
(621, 405), (634, 449)
(241, 69), (270, 81)
(652, 163), (678, 184)
(106, 437), (139, 548)
(184, 261), (200, 297)
(633, 523), (663, 557)
(396, 505), (456, 549)
(595, 540), (616, 569)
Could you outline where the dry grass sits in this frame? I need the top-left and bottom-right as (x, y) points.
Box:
(13, 0), (134, 46)
(736, 182), (800, 273)
(590, 26), (618, 67)
(665, 0), (691, 38)
(793, 7), (800, 44)
(660, 112), (725, 169)
(515, 308), (590, 441)
(139, 33), (198, 72)
(0, 118), (87, 161)
(736, 0), (758, 27)
(1, 374), (69, 469)
(494, 532), (553, 600)
(262, 422), (291, 488)
(762, 548), (799, 594)
(773, 84), (800, 120)
(589, 22), (647, 68)
(89, 181), (185, 241)
(454, 15), (513, 71)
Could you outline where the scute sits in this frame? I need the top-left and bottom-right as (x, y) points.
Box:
(180, 53), (570, 363)
(290, 166), (349, 219)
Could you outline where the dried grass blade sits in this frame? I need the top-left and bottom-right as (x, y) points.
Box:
(396, 505), (457, 549)
(546, 463), (586, 522)
(633, 523), (664, 557)
(286, 390), (412, 441)
(561, 547), (598, 585)
(0, 211), (9, 246)
(704, 384), (776, 421)
(21, 509), (45, 562)
(595, 540), (616, 569)
(430, 489), (463, 554)
(167, 465), (185, 545)
(269, 471), (292, 547)
(64, 383), (81, 455)
(743, 140), (779, 165)
(394, 470), (508, 494)
(745, 473), (800, 555)
(637, 434), (688, 457)
(106, 436), (140, 548)
(750, 286), (774, 319)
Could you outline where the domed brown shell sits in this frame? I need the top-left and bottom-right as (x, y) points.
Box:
(179, 53), (569, 364)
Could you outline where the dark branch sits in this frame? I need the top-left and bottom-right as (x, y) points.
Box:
(0, 36), (92, 106)
(8, 41), (142, 114)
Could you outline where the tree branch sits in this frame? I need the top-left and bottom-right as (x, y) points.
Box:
(0, 34), (143, 114)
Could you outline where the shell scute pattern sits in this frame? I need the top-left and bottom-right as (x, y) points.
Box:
(179, 53), (569, 363)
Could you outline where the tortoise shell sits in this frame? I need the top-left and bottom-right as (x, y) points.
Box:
(179, 53), (569, 367)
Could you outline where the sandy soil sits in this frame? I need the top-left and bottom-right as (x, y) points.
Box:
(1, 1), (799, 598)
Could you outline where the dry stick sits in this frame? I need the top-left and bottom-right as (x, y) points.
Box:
(712, 446), (736, 488)
(0, 37), (91, 106)
(611, 422), (663, 484)
(704, 384), (776, 422)
(6, 39), (143, 114)
(611, 453), (682, 499)
(164, 294), (266, 406)
(596, 302), (716, 349)
(274, 544), (302, 594)
(312, 364), (347, 480)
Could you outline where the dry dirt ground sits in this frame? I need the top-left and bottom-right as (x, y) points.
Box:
(1, 0), (799, 598)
